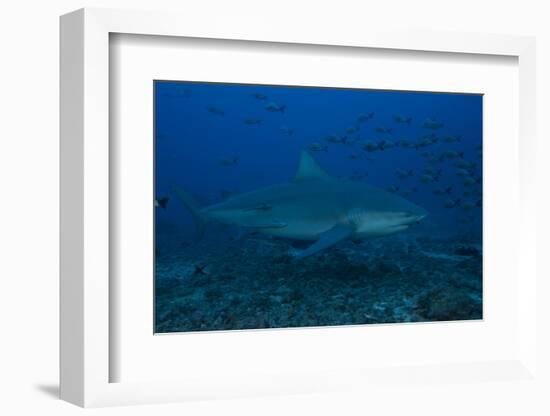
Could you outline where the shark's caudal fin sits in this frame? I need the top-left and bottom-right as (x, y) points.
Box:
(293, 150), (332, 182)
(173, 186), (207, 239)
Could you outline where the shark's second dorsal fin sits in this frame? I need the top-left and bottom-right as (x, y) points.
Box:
(294, 151), (332, 182)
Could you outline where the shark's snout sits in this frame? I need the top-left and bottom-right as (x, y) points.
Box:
(401, 211), (427, 225)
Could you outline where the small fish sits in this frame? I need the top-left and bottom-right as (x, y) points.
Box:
(325, 135), (348, 144)
(252, 93), (268, 100)
(357, 112), (375, 122)
(193, 264), (210, 276)
(462, 200), (482, 211)
(443, 198), (461, 208)
(243, 118), (262, 125)
(463, 189), (481, 197)
(155, 197), (169, 209)
(349, 171), (368, 181)
(441, 135), (462, 143)
(346, 125), (360, 134)
(396, 139), (413, 148)
(207, 106), (225, 116)
(345, 137), (360, 146)
(432, 186), (452, 196)
(420, 174), (439, 183)
(377, 140), (395, 151)
(361, 141), (379, 152)
(218, 158), (239, 166)
(424, 167), (442, 177)
(265, 102), (286, 113)
(463, 177), (482, 186)
(387, 185), (400, 193)
(165, 87), (191, 99)
(375, 127), (392, 134)
(279, 125), (294, 136)
(308, 143), (328, 152)
(454, 160), (476, 169)
(455, 168), (471, 177)
(415, 134), (439, 149)
(393, 115), (412, 124)
(423, 118), (444, 130)
(395, 169), (414, 179)
(442, 151), (464, 160)
(348, 154), (361, 160)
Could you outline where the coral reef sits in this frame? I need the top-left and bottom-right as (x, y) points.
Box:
(155, 233), (482, 333)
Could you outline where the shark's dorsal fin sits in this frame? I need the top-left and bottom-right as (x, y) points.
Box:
(294, 151), (332, 182)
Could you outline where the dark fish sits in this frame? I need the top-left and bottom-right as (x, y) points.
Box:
(461, 200), (482, 211)
(395, 169), (414, 179)
(393, 115), (412, 124)
(455, 168), (472, 177)
(387, 185), (400, 193)
(308, 143), (328, 152)
(463, 189), (481, 197)
(441, 135), (461, 143)
(422, 118), (444, 130)
(361, 141), (379, 152)
(243, 118), (262, 125)
(442, 151), (464, 160)
(325, 135), (348, 144)
(207, 106), (225, 116)
(377, 140), (395, 150)
(346, 125), (360, 134)
(454, 160), (476, 169)
(433, 186), (452, 195)
(463, 177), (482, 186)
(155, 196), (169, 209)
(357, 112), (375, 122)
(396, 139), (413, 148)
(265, 102), (286, 113)
(443, 198), (461, 208)
(375, 127), (392, 134)
(420, 174), (439, 183)
(218, 158), (239, 166)
(349, 171), (368, 181)
(193, 264), (209, 276)
(279, 125), (294, 135)
(252, 93), (268, 100)
(424, 167), (442, 177)
(415, 134), (439, 149)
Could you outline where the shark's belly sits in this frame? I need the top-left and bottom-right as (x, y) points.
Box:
(261, 219), (337, 240)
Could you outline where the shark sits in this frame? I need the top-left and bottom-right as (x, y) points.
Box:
(175, 151), (428, 259)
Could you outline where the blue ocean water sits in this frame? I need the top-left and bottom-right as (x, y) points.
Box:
(154, 81), (482, 333)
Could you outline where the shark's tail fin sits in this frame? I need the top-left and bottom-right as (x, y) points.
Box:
(173, 186), (207, 239)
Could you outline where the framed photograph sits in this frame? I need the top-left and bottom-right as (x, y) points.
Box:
(153, 81), (483, 334)
(60, 8), (538, 408)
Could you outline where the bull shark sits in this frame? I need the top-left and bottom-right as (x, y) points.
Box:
(175, 151), (427, 259)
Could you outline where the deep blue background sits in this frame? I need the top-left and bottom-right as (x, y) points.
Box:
(154, 81), (482, 239)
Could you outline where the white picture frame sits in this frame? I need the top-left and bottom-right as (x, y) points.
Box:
(60, 7), (538, 408)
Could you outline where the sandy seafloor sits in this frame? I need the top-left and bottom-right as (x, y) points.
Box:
(154, 231), (482, 333)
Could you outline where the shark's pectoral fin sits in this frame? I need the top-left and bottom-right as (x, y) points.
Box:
(291, 223), (354, 260)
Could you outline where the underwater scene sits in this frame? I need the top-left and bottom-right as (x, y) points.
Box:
(154, 81), (482, 333)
